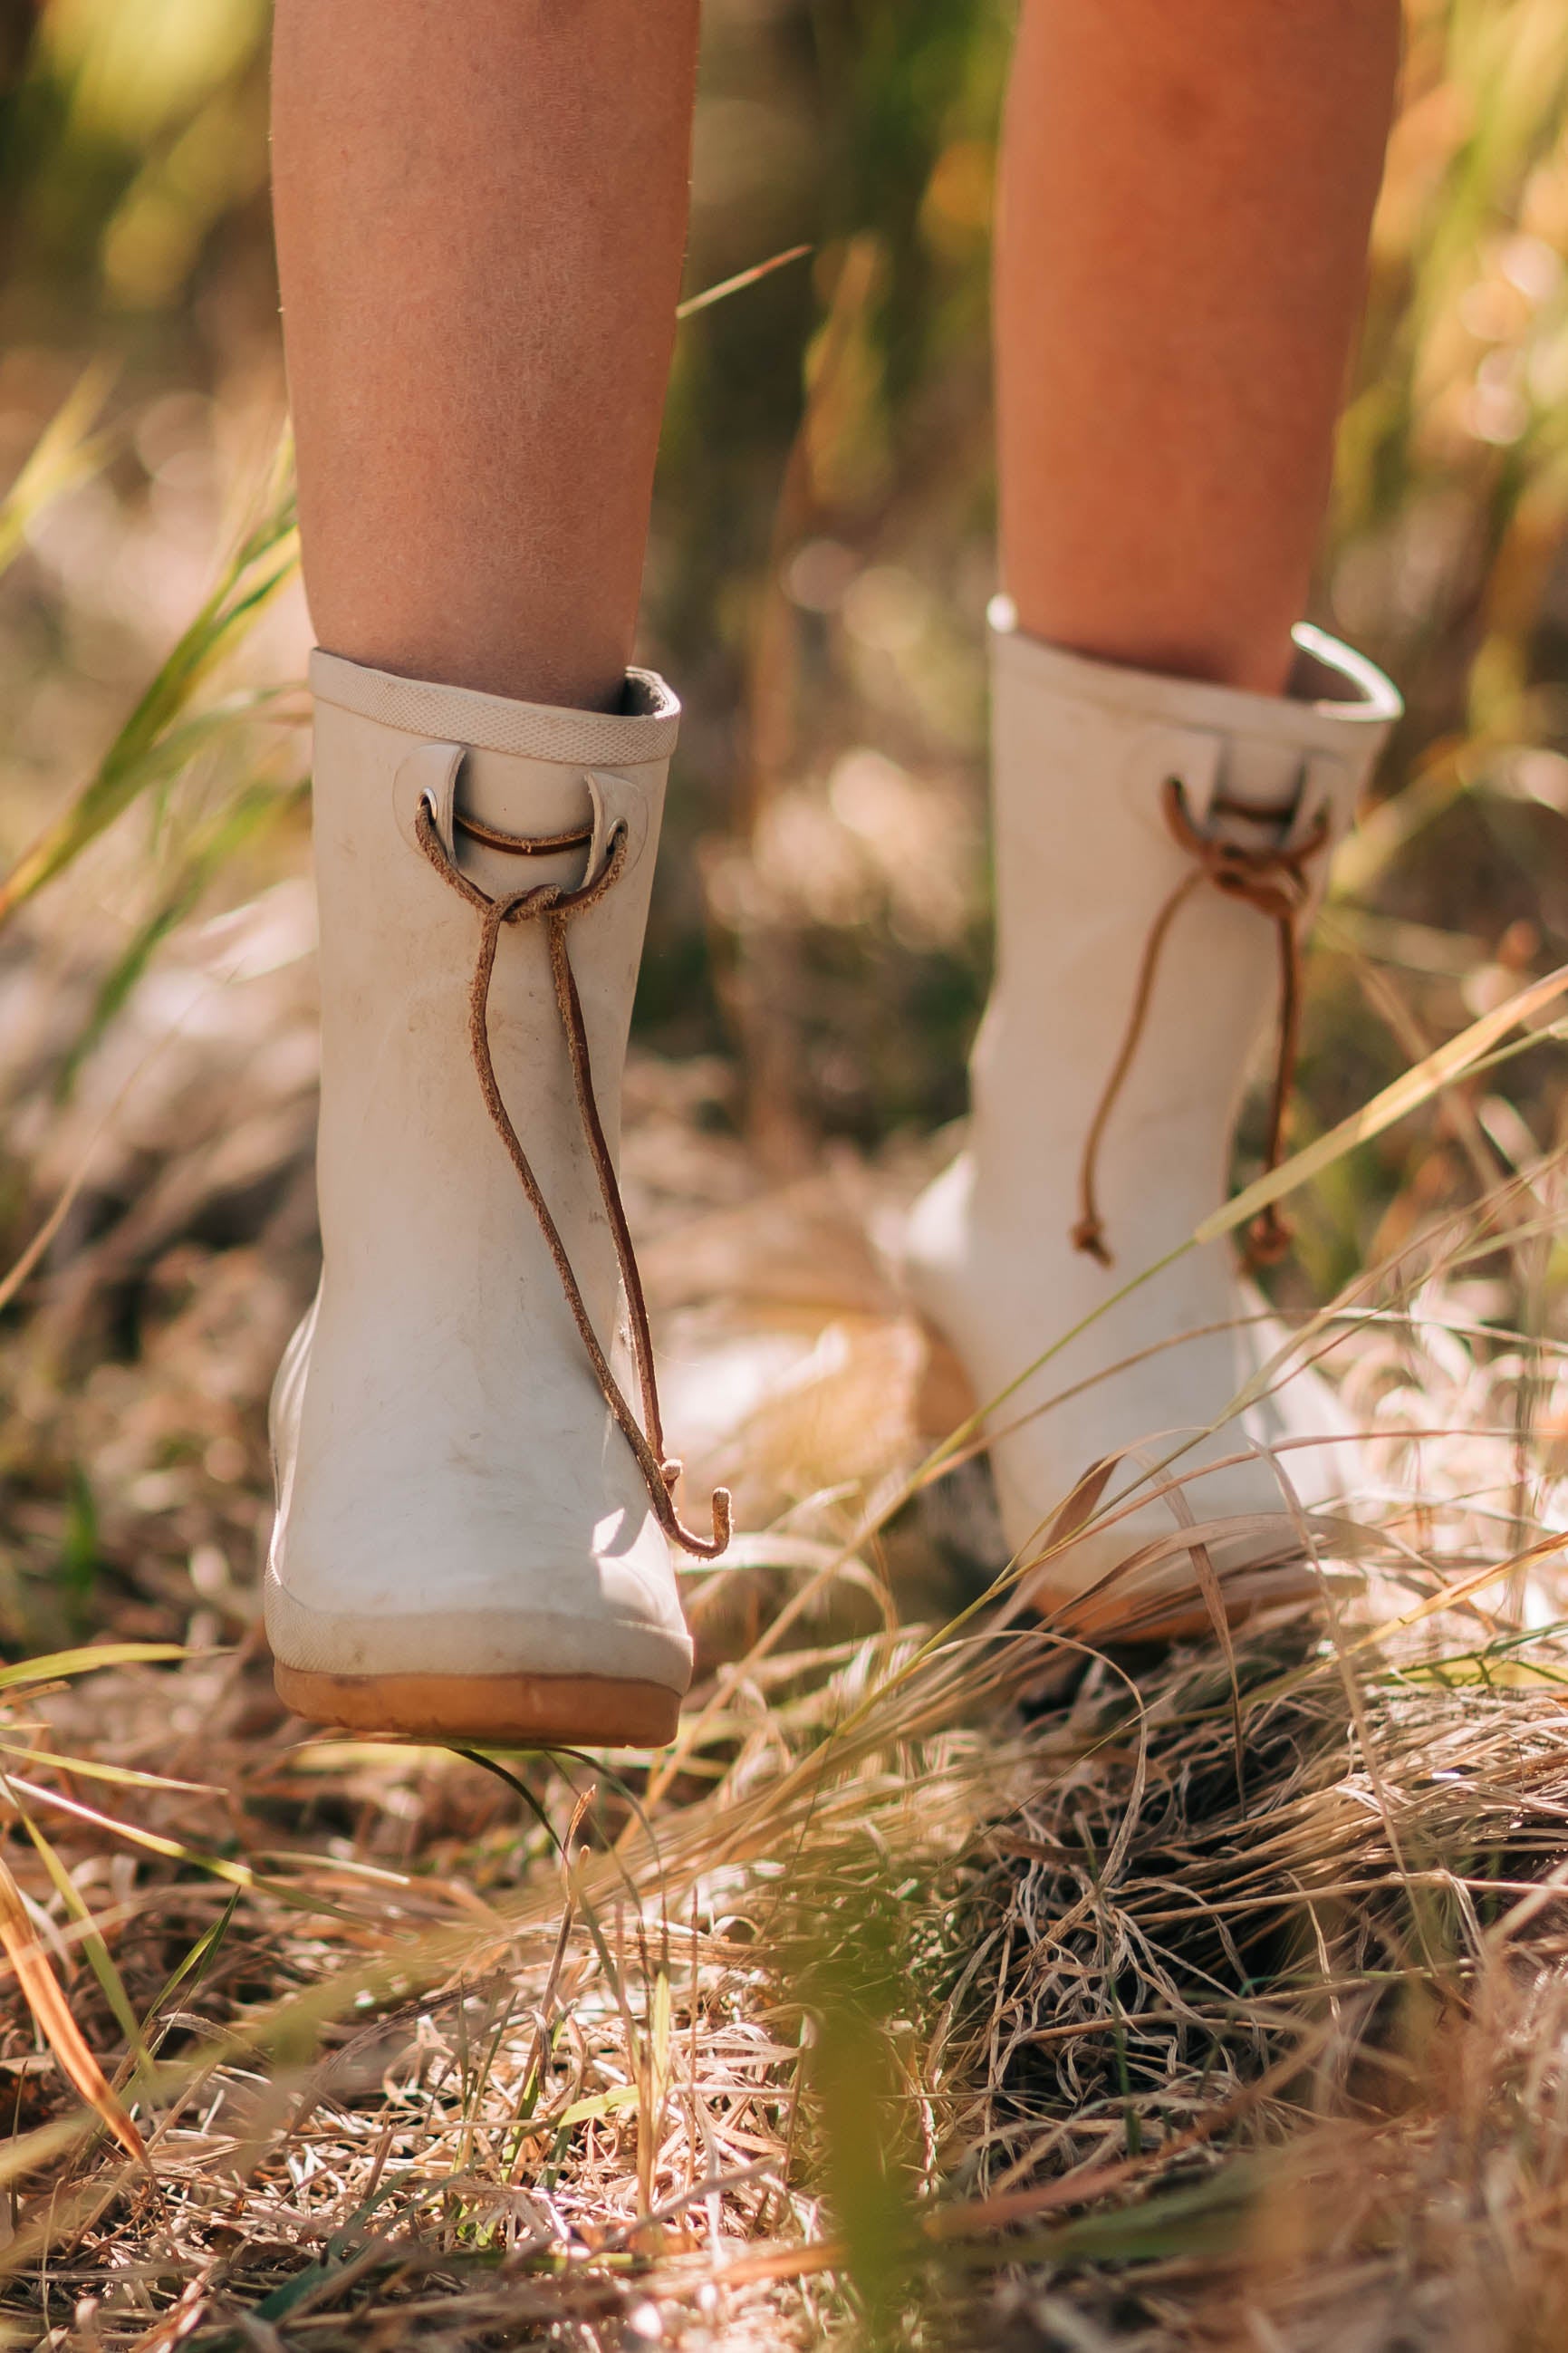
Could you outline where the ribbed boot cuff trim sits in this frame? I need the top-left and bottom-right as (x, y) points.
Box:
(987, 597), (1402, 747)
(308, 650), (681, 766)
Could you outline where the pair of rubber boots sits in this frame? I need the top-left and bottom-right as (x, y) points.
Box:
(266, 605), (1400, 1747)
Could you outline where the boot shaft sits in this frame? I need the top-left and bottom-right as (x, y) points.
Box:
(974, 605), (1401, 1249)
(308, 651), (678, 1346)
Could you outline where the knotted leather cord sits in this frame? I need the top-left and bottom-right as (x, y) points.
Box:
(1072, 776), (1331, 1271)
(413, 794), (731, 1560)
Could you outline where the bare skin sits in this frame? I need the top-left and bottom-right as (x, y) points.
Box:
(271, 0), (699, 714)
(273, 0), (1399, 711)
(996, 0), (1401, 694)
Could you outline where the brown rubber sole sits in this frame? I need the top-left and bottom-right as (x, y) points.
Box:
(274, 1663), (682, 1749)
(916, 1326), (1330, 1645)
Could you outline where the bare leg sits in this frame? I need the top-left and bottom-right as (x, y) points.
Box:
(996, 0), (1400, 695)
(271, 0), (699, 713)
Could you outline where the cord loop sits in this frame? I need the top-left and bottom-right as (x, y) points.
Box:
(1073, 776), (1331, 1269)
(414, 793), (731, 1560)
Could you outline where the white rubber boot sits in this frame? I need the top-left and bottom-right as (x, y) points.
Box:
(266, 652), (727, 1747)
(906, 603), (1400, 1635)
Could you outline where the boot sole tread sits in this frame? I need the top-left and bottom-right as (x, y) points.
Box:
(274, 1663), (681, 1748)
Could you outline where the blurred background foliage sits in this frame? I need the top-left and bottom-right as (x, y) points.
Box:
(0, 9), (1562, 2319)
(0, 0), (1565, 1632)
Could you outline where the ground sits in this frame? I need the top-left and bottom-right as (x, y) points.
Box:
(3, 864), (1568, 2348)
(3, 2), (1568, 2339)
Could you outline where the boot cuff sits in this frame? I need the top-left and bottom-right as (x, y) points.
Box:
(309, 650), (681, 767)
(987, 598), (1401, 751)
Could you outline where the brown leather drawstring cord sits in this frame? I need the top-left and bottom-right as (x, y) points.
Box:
(455, 810), (592, 856)
(413, 796), (731, 1561)
(1073, 776), (1331, 1271)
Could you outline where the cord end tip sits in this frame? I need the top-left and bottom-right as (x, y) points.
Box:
(710, 1485), (733, 1555)
(1072, 1217), (1112, 1268)
(1246, 1207), (1293, 1266)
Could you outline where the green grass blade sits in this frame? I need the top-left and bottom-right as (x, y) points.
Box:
(0, 494), (299, 929)
(13, 1808), (154, 2086)
(0, 1643), (188, 1692)
(140, 1889), (241, 2041)
(0, 1741), (218, 1795)
(1198, 960), (1568, 1246)
(677, 243), (811, 320)
(0, 364), (114, 581)
(55, 773), (305, 1097)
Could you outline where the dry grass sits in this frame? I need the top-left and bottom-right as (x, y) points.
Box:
(1, 3), (1568, 2344)
(2, 908), (1568, 2348)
